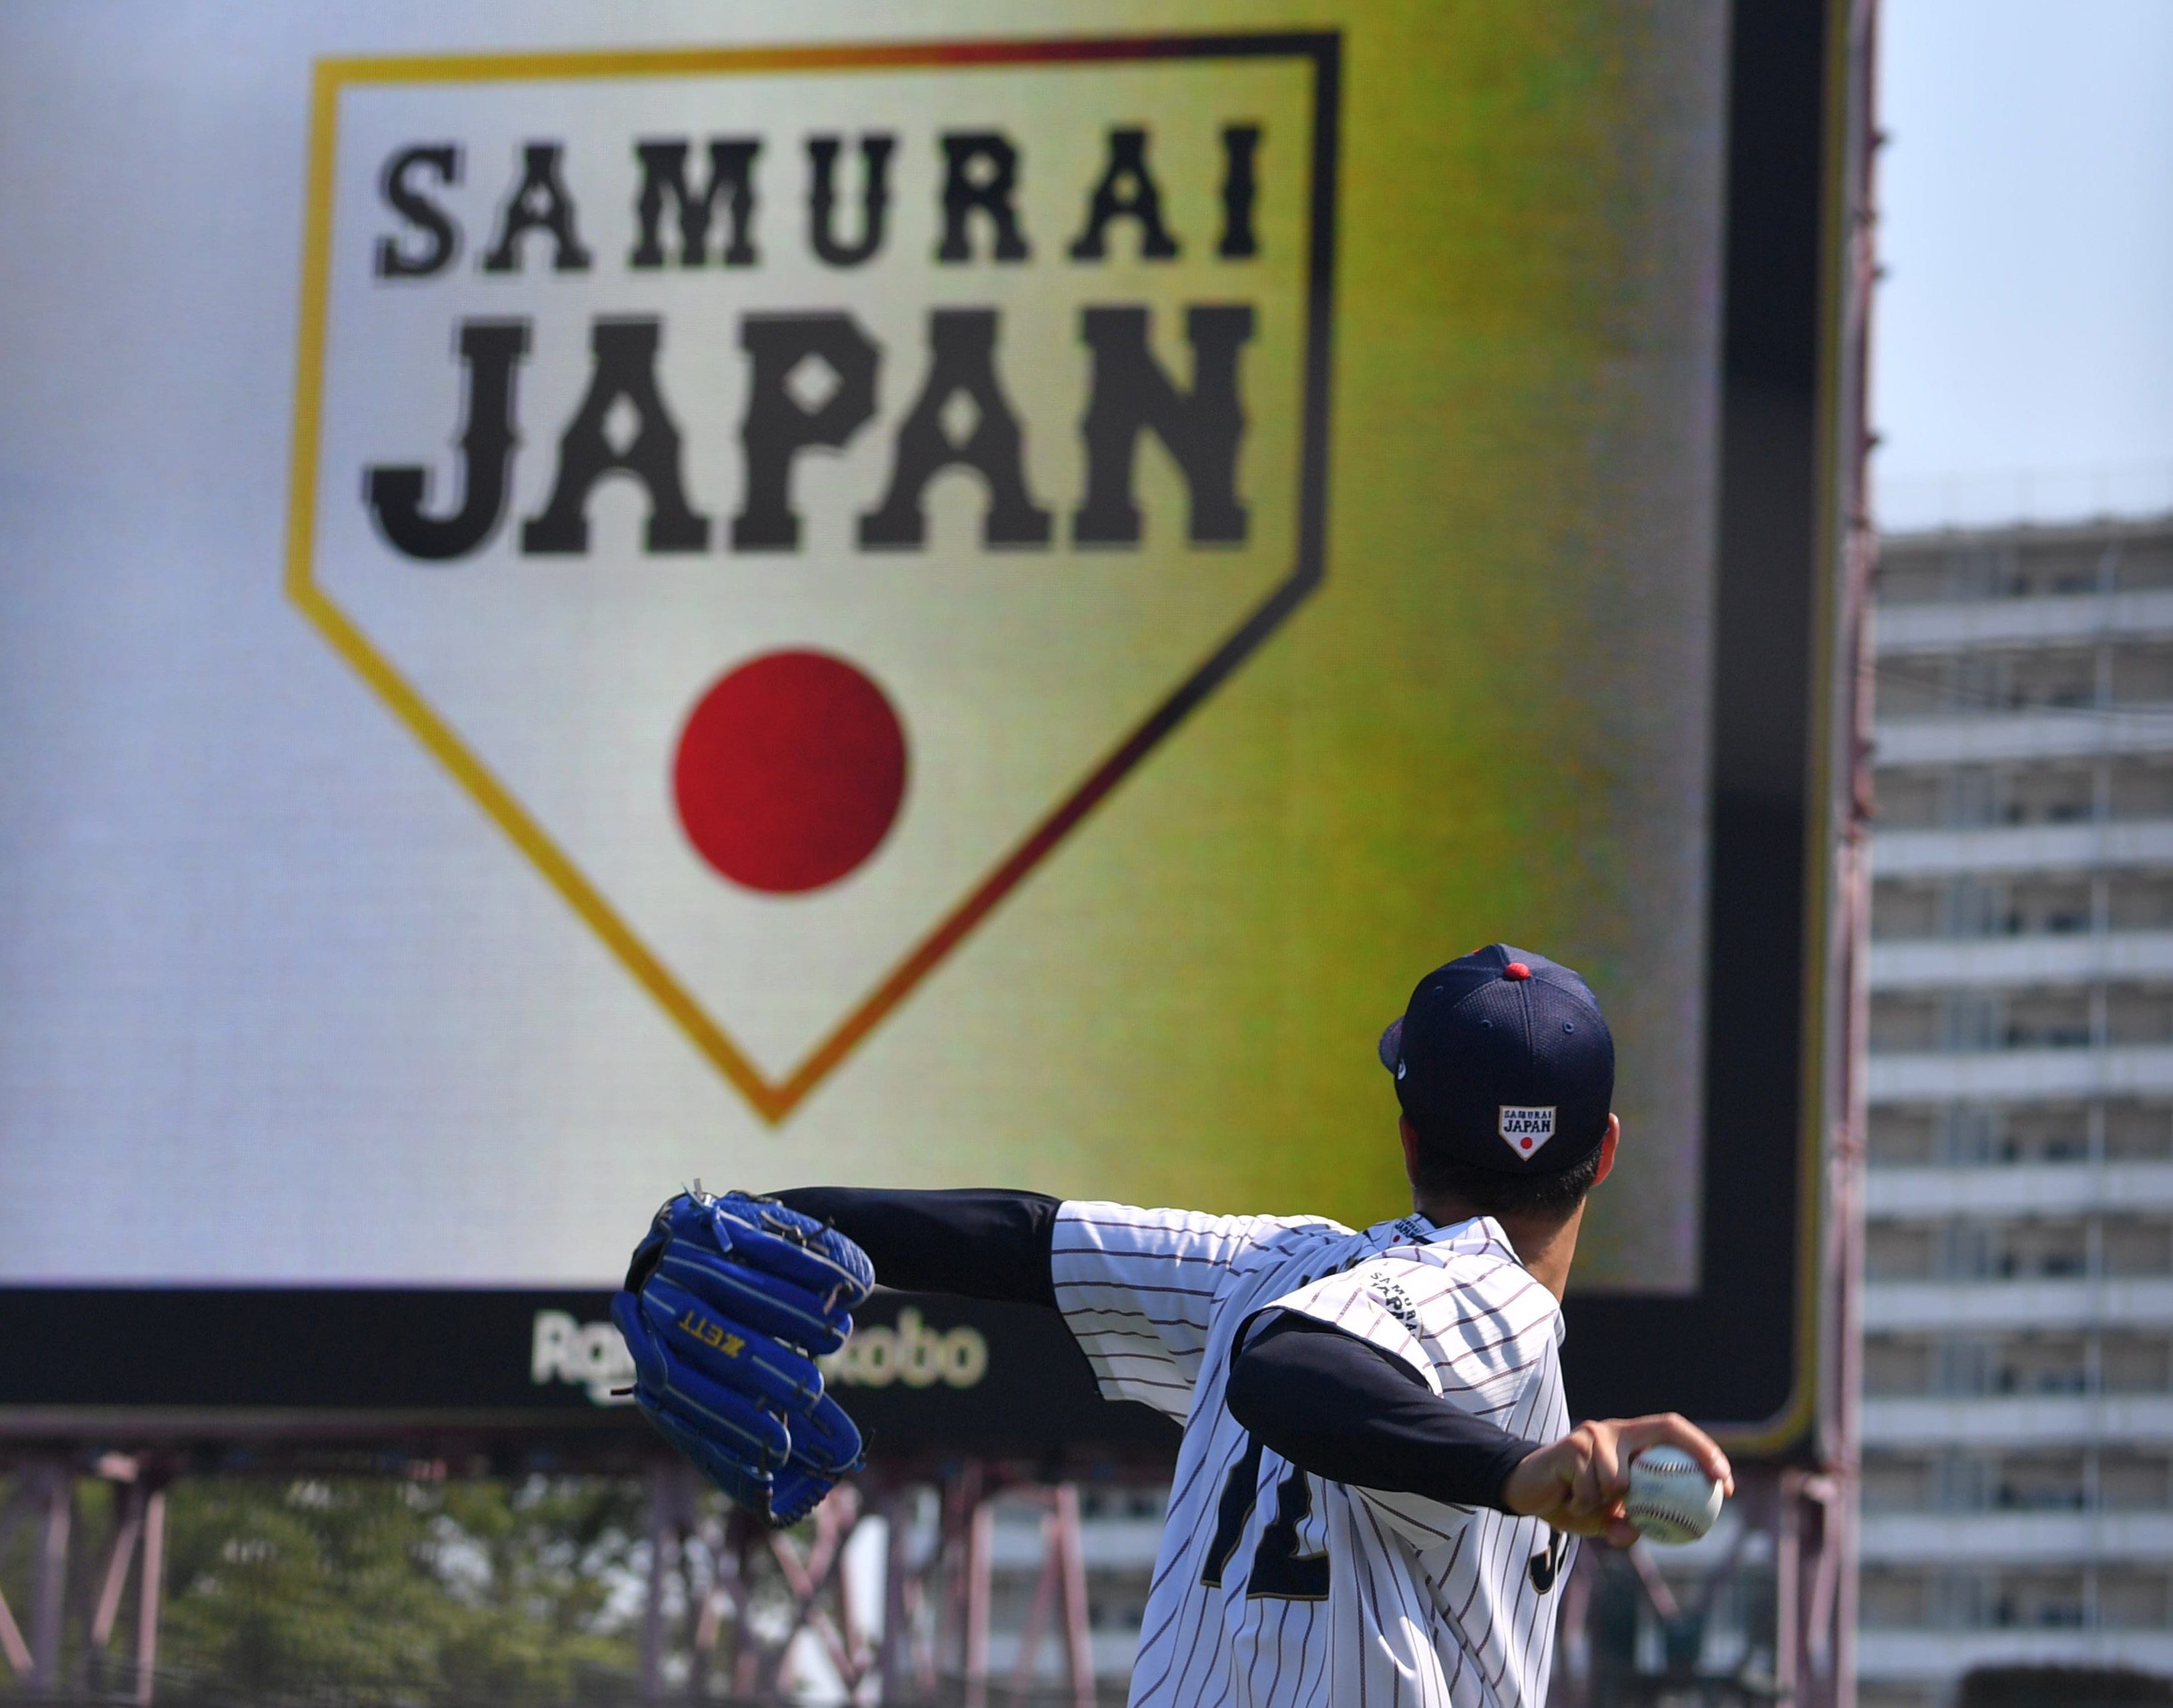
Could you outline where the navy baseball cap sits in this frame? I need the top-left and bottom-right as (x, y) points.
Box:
(1378, 944), (1615, 1173)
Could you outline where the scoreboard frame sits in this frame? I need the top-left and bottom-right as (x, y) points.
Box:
(0, 0), (1852, 1459)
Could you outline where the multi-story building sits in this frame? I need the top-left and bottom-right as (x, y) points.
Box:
(1858, 514), (2173, 1706)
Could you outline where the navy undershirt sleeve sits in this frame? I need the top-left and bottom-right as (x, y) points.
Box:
(1226, 1313), (1540, 1514)
(769, 1186), (1060, 1308)
(772, 1187), (1537, 1510)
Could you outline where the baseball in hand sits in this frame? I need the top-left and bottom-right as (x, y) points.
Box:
(1624, 1445), (1724, 1544)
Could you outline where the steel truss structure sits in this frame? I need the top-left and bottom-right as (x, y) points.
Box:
(636, 1458), (1107, 1706)
(0, 1450), (1861, 1708)
(0, 1455), (170, 1702)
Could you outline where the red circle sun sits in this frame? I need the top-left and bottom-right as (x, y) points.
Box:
(672, 650), (908, 895)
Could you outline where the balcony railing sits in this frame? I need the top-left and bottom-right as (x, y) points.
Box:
(1868, 1046), (2173, 1102)
(1862, 1277), (2173, 1333)
(1872, 817), (2173, 877)
(1858, 1508), (2173, 1562)
(1874, 586), (2173, 652)
(1866, 1162), (2173, 1211)
(1862, 1394), (2173, 1446)
(1874, 708), (2173, 766)
(1870, 931), (2173, 991)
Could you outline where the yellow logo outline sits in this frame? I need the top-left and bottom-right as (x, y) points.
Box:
(283, 35), (1338, 1123)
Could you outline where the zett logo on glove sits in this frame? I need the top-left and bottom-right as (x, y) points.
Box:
(674, 1309), (747, 1359)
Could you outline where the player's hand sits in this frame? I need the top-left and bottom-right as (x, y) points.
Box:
(1499, 1414), (1733, 1546)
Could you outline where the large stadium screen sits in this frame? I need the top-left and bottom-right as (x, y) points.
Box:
(0, 1), (1837, 1444)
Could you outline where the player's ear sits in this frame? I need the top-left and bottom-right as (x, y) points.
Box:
(1591, 1114), (1620, 1187)
(1398, 1113), (1422, 1185)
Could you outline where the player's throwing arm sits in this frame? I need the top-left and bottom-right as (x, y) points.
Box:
(1501, 1413), (1734, 1546)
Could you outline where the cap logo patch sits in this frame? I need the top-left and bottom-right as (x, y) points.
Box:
(1499, 1105), (1556, 1156)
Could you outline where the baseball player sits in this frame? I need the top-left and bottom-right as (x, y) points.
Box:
(616, 943), (1733, 1706)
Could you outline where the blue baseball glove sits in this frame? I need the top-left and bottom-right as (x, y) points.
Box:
(613, 1189), (874, 1528)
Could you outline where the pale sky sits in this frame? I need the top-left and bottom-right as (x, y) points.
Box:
(1871, 0), (2173, 529)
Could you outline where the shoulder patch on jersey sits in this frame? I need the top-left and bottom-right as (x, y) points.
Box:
(1499, 1104), (1556, 1158)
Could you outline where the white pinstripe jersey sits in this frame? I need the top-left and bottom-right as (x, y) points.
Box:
(1053, 1201), (1575, 1708)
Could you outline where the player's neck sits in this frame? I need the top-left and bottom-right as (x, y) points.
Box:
(1414, 1194), (1584, 1301)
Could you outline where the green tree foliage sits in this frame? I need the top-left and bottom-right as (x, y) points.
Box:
(154, 1474), (645, 1703)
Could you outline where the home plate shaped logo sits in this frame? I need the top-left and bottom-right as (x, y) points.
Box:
(286, 34), (1339, 1121)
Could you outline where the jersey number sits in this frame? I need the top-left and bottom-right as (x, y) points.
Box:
(1199, 1436), (1331, 1601)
